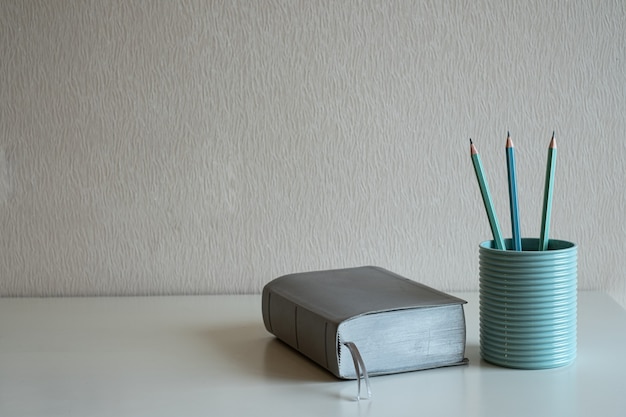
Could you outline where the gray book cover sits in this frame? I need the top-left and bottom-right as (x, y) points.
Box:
(262, 266), (467, 379)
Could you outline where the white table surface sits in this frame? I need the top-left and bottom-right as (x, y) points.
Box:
(1, 291), (625, 417)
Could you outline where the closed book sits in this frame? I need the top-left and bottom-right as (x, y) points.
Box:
(262, 266), (468, 379)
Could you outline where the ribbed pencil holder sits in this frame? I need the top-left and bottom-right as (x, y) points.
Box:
(479, 238), (577, 369)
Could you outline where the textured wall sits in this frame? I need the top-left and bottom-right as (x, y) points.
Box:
(1, 1), (625, 306)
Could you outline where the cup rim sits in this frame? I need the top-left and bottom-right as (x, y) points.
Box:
(480, 237), (576, 253)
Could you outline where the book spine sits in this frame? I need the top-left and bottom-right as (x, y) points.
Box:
(262, 287), (341, 378)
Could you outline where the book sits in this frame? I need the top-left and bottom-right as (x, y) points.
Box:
(262, 266), (468, 379)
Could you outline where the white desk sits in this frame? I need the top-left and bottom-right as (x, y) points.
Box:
(1, 292), (625, 417)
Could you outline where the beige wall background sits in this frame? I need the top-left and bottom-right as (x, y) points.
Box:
(1, 1), (625, 307)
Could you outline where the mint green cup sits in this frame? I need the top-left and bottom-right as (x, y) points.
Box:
(479, 238), (577, 369)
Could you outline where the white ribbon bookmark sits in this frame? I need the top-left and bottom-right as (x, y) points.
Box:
(343, 342), (372, 400)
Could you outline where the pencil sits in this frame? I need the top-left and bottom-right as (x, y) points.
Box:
(470, 139), (505, 250)
(539, 133), (557, 251)
(506, 132), (522, 251)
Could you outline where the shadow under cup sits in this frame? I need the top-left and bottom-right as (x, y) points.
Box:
(479, 238), (577, 369)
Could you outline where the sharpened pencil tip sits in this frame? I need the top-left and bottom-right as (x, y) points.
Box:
(506, 131), (512, 147)
(552, 131), (555, 137)
(470, 138), (479, 155)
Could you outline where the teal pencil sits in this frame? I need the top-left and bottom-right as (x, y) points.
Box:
(506, 132), (522, 251)
(539, 133), (557, 251)
(470, 139), (505, 250)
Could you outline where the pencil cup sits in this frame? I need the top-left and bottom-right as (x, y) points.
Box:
(479, 238), (577, 369)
